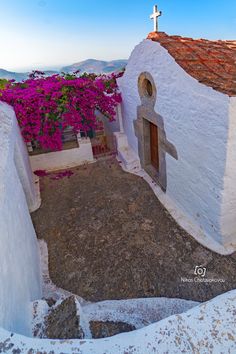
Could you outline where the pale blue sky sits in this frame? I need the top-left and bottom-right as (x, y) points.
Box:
(0, 0), (236, 71)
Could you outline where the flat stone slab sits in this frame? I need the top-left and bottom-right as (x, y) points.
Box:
(45, 296), (84, 339)
(90, 320), (135, 338)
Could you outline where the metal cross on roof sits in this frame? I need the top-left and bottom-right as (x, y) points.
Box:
(150, 5), (162, 32)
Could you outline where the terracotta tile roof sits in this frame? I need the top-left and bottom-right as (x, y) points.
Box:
(147, 32), (236, 96)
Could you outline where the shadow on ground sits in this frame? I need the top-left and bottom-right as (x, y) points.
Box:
(32, 158), (236, 302)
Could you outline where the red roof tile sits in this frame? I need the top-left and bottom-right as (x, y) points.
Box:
(147, 32), (236, 96)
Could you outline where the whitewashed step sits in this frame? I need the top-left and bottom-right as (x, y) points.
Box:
(118, 146), (141, 172)
(113, 132), (141, 172)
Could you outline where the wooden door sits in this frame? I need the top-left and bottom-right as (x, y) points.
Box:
(150, 122), (159, 171)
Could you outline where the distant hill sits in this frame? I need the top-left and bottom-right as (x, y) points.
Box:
(61, 59), (127, 74)
(0, 59), (128, 82)
(0, 69), (58, 82)
(0, 69), (28, 81)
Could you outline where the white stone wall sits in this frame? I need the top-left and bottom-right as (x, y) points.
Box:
(97, 108), (121, 136)
(0, 102), (42, 336)
(221, 97), (236, 247)
(118, 40), (231, 252)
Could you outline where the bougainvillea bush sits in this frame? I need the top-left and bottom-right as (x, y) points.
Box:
(0, 71), (122, 150)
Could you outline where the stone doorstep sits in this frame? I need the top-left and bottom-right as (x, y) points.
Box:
(117, 146), (141, 172)
(113, 132), (129, 150)
(113, 132), (141, 172)
(117, 150), (140, 171)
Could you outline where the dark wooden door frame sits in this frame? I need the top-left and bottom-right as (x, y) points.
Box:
(150, 122), (159, 171)
(134, 71), (178, 192)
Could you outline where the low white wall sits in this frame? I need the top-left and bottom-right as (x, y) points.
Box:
(0, 290), (236, 353)
(118, 39), (231, 252)
(0, 102), (42, 336)
(30, 138), (94, 172)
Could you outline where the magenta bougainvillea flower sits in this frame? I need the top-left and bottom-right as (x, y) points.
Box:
(50, 170), (74, 180)
(34, 169), (48, 177)
(34, 169), (74, 180)
(0, 71), (122, 151)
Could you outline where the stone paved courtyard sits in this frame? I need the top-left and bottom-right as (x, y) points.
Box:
(32, 158), (236, 302)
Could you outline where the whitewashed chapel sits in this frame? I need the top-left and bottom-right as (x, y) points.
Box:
(116, 6), (236, 255)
